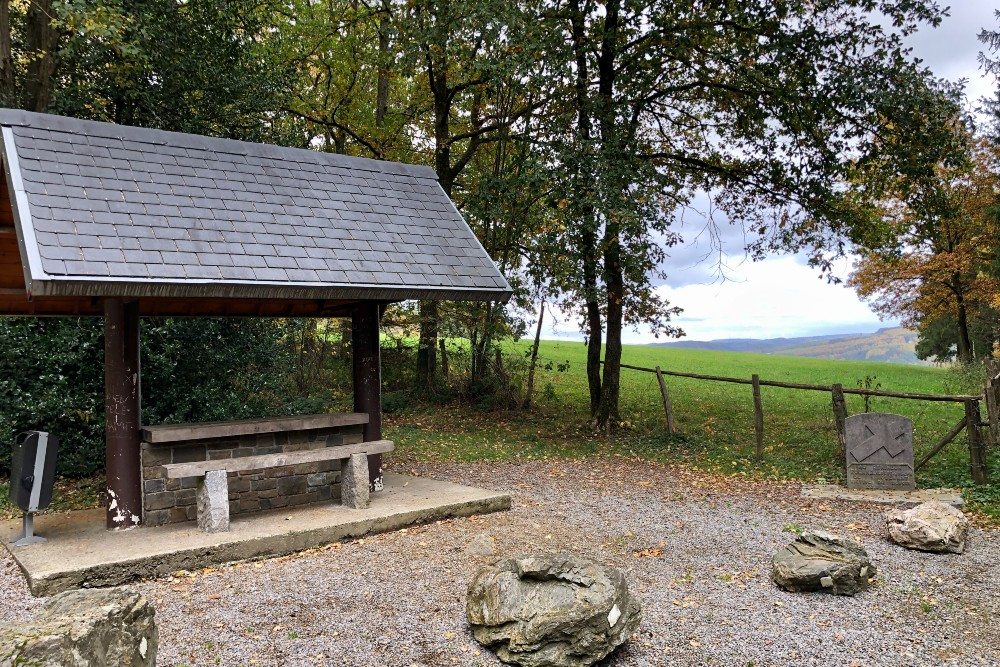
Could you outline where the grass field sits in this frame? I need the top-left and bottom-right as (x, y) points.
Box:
(388, 339), (1000, 519)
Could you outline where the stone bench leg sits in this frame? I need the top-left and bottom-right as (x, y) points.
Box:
(341, 452), (370, 509)
(196, 469), (230, 533)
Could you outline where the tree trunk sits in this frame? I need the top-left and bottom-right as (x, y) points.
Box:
(0, 0), (14, 106)
(415, 60), (455, 393)
(24, 0), (59, 112)
(374, 0), (390, 155)
(955, 282), (973, 364)
(295, 319), (318, 394)
(416, 300), (438, 390)
(337, 318), (352, 358)
(439, 337), (449, 379)
(568, 0), (602, 416)
(583, 229), (602, 415)
(522, 300), (545, 409)
(585, 298), (602, 415)
(593, 0), (622, 431)
(596, 234), (623, 431)
(471, 302), (498, 387)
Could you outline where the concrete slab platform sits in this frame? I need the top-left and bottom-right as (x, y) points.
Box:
(2, 474), (510, 597)
(801, 484), (964, 508)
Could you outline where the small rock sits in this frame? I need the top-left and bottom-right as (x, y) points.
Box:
(772, 530), (876, 596)
(886, 501), (969, 554)
(0, 587), (157, 666)
(465, 533), (498, 557)
(467, 553), (641, 667)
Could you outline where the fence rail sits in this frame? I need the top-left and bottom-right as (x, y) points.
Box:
(615, 362), (982, 402)
(610, 361), (994, 484)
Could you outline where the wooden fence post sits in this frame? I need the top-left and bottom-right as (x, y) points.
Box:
(654, 366), (677, 435)
(831, 383), (848, 465)
(985, 359), (1000, 448)
(752, 374), (764, 459)
(965, 399), (988, 485)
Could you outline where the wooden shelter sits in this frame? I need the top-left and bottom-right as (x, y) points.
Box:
(0, 110), (511, 529)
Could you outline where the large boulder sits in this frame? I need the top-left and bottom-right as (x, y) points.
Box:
(772, 530), (875, 596)
(886, 501), (969, 554)
(466, 553), (641, 667)
(0, 587), (157, 666)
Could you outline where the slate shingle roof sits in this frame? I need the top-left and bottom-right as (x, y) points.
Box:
(0, 110), (511, 302)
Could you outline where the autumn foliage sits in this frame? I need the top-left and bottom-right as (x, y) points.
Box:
(850, 140), (1000, 362)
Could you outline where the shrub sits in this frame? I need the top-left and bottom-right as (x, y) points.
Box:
(382, 390), (414, 414)
(0, 318), (104, 478)
(0, 317), (336, 477)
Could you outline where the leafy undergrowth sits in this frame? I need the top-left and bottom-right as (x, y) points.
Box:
(0, 474), (104, 520)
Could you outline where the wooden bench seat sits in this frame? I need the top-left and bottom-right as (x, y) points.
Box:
(174, 439), (394, 533)
(162, 440), (394, 479)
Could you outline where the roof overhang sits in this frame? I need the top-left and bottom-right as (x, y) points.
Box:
(29, 276), (511, 302)
(0, 110), (513, 316)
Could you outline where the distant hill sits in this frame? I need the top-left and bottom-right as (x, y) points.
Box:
(653, 327), (923, 364)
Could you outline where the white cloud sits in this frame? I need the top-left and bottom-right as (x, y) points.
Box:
(536, 254), (896, 344)
(646, 255), (894, 342)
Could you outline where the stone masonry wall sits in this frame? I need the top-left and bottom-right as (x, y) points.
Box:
(140, 424), (364, 526)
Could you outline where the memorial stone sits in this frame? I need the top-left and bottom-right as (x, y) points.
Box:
(845, 413), (915, 491)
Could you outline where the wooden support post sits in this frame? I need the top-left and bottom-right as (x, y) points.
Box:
(985, 359), (1000, 447)
(831, 383), (848, 465)
(104, 298), (142, 529)
(752, 374), (764, 459)
(654, 366), (677, 435)
(965, 399), (988, 485)
(352, 301), (383, 491)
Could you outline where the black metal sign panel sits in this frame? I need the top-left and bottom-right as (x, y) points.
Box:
(10, 431), (59, 512)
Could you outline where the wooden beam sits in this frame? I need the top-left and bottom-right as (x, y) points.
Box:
(654, 366), (677, 435)
(965, 399), (988, 485)
(831, 383), (848, 466)
(142, 412), (369, 444)
(352, 301), (383, 491)
(104, 299), (143, 529)
(914, 417), (967, 473)
(752, 374), (764, 459)
(612, 362), (981, 403)
(0, 295), (362, 317)
(985, 359), (1000, 447)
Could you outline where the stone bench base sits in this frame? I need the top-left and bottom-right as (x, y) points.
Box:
(194, 451), (377, 533)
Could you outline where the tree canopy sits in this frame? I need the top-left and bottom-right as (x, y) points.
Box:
(0, 0), (984, 444)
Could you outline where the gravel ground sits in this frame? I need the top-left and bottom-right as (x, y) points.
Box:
(1, 457), (998, 667)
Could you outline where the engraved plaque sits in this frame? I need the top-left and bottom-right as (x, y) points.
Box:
(845, 413), (915, 491)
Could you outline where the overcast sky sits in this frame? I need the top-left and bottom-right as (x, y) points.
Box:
(540, 3), (998, 345)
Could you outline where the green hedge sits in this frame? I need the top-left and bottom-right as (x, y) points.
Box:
(0, 317), (332, 478)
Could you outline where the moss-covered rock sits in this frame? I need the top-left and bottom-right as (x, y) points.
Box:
(0, 587), (157, 666)
(467, 553), (641, 667)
